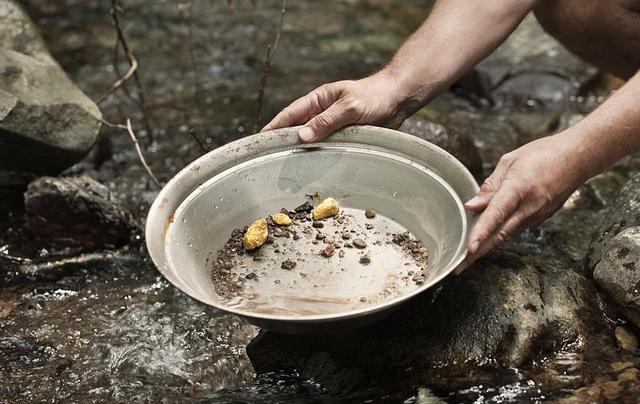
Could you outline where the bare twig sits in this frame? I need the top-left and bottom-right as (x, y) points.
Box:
(100, 117), (162, 187)
(97, 48), (138, 104)
(108, 0), (154, 142)
(254, 0), (287, 133)
(126, 119), (161, 187)
(189, 128), (207, 153)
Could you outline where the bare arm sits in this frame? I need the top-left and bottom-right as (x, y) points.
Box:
(262, 0), (539, 141)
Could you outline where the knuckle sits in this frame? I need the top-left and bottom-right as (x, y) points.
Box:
(343, 98), (364, 116)
(480, 178), (497, 193)
(495, 228), (510, 243)
(314, 113), (335, 129)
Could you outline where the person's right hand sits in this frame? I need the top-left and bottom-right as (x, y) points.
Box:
(261, 72), (421, 143)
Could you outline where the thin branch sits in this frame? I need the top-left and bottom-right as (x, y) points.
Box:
(97, 48), (138, 104)
(100, 117), (162, 187)
(189, 128), (207, 153)
(126, 118), (161, 187)
(109, 0), (153, 142)
(254, 0), (287, 133)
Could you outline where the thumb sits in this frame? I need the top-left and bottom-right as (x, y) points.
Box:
(299, 101), (359, 143)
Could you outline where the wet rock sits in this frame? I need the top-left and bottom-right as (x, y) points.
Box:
(247, 249), (610, 393)
(0, 1), (102, 184)
(615, 326), (639, 351)
(23, 176), (138, 249)
(593, 227), (640, 327)
(587, 173), (640, 277)
(400, 116), (483, 180)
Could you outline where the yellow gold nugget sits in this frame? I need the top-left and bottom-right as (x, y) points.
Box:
(312, 197), (340, 220)
(272, 213), (292, 226)
(243, 219), (268, 250)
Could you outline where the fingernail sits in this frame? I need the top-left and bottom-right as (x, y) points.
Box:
(298, 126), (316, 142)
(465, 196), (482, 207)
(468, 240), (480, 254)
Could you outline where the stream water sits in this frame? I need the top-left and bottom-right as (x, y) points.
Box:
(2, 0), (640, 402)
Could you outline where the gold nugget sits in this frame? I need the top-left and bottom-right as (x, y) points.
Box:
(272, 213), (292, 226)
(312, 197), (340, 220)
(243, 219), (268, 250)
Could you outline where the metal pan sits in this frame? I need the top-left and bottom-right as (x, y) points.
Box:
(146, 125), (479, 334)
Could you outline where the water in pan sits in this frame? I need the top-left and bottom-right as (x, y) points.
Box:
(213, 207), (433, 316)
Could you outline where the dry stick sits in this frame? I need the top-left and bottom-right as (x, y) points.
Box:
(254, 0), (287, 133)
(97, 47), (138, 104)
(100, 117), (162, 187)
(110, 0), (153, 143)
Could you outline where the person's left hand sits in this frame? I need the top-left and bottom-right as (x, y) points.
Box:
(455, 132), (595, 274)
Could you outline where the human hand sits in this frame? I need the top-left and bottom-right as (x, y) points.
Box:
(261, 71), (423, 142)
(455, 132), (596, 274)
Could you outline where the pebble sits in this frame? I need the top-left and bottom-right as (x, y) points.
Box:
(341, 232), (351, 240)
(245, 272), (257, 280)
(365, 224), (374, 230)
(272, 213), (292, 226)
(365, 208), (376, 218)
(243, 219), (269, 250)
(338, 250), (345, 258)
(353, 238), (367, 249)
(312, 221), (324, 228)
(615, 326), (639, 350)
(294, 201), (314, 213)
(321, 244), (336, 258)
(359, 252), (371, 265)
(281, 259), (297, 270)
(316, 233), (326, 240)
(312, 197), (340, 220)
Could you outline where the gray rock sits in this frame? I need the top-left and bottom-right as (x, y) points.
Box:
(24, 176), (139, 249)
(457, 15), (598, 108)
(593, 227), (640, 327)
(400, 116), (483, 180)
(586, 173), (640, 277)
(0, 1), (101, 184)
(247, 249), (610, 393)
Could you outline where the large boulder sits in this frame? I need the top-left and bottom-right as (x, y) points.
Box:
(593, 227), (640, 328)
(586, 173), (640, 276)
(457, 14), (598, 109)
(24, 176), (139, 249)
(0, 1), (101, 185)
(247, 248), (611, 393)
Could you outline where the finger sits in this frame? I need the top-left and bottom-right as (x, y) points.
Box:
(455, 210), (527, 275)
(261, 84), (341, 132)
(299, 100), (360, 143)
(464, 163), (510, 212)
(466, 183), (520, 254)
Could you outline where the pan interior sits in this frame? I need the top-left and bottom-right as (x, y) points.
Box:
(165, 145), (465, 318)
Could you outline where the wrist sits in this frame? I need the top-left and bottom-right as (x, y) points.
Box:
(375, 66), (443, 117)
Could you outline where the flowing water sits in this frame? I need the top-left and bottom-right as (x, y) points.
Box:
(2, 0), (640, 402)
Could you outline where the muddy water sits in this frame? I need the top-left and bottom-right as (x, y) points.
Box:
(2, 0), (639, 402)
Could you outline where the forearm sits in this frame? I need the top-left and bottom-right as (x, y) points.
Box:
(563, 71), (640, 180)
(382, 0), (539, 106)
